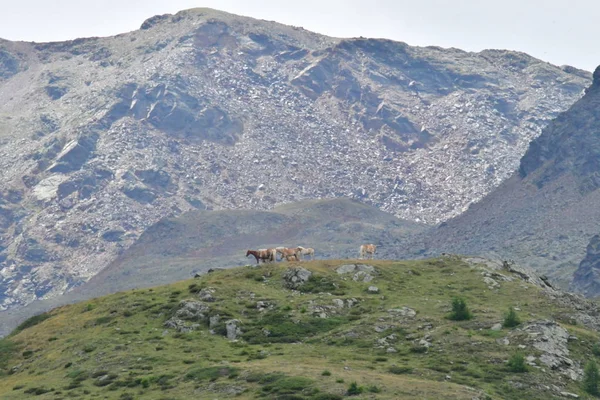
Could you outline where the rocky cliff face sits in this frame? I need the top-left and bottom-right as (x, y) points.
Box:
(572, 234), (600, 296)
(0, 8), (590, 311)
(419, 67), (600, 291)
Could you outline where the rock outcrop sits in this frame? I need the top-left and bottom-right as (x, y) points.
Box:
(571, 235), (600, 296)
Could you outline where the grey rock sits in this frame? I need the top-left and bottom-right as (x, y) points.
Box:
(337, 264), (376, 275)
(387, 307), (416, 318)
(209, 315), (220, 328)
(332, 299), (345, 308)
(367, 286), (379, 294)
(225, 319), (242, 340)
(353, 271), (374, 282)
(491, 323), (502, 331)
(282, 267), (313, 289)
(198, 288), (216, 302)
(174, 300), (210, 322)
(559, 392), (579, 398)
(101, 229), (125, 242)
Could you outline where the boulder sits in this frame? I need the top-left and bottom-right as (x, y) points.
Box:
(367, 286), (380, 294)
(336, 264), (376, 275)
(282, 267), (312, 289)
(121, 184), (156, 204)
(225, 319), (242, 340)
(387, 307), (417, 318)
(174, 300), (210, 322)
(101, 229), (125, 242)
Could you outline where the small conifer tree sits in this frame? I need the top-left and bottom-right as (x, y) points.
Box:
(583, 360), (600, 396)
(507, 352), (527, 373)
(347, 381), (364, 396)
(503, 307), (521, 328)
(449, 297), (472, 321)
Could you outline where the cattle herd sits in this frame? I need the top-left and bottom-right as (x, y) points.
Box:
(245, 244), (376, 264)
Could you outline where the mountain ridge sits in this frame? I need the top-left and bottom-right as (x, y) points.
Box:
(418, 67), (600, 291)
(0, 7), (590, 312)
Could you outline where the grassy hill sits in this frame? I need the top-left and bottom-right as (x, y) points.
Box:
(0, 198), (425, 338)
(1, 257), (599, 399)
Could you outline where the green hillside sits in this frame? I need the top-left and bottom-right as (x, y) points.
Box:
(0, 257), (598, 399)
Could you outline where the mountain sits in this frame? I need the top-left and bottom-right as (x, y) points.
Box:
(419, 66), (600, 291)
(0, 8), (590, 312)
(0, 198), (424, 337)
(1, 256), (598, 399)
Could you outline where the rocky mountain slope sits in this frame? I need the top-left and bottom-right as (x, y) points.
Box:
(2, 256), (599, 399)
(0, 8), (590, 312)
(418, 66), (600, 291)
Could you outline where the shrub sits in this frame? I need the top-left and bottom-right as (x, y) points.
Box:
(0, 339), (16, 370)
(583, 360), (600, 396)
(367, 384), (382, 393)
(336, 378), (344, 383)
(503, 307), (521, 328)
(184, 366), (238, 382)
(388, 365), (413, 374)
(313, 394), (343, 400)
(449, 297), (472, 321)
(346, 381), (364, 396)
(593, 343), (600, 357)
(507, 353), (527, 373)
(241, 312), (348, 344)
(410, 344), (428, 354)
(83, 345), (97, 353)
(321, 370), (332, 376)
(12, 313), (51, 334)
(300, 275), (346, 295)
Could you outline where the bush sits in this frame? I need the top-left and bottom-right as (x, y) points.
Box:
(0, 340), (15, 369)
(184, 366), (238, 382)
(346, 381), (364, 396)
(448, 297), (472, 321)
(313, 394), (343, 400)
(507, 353), (527, 373)
(503, 307), (521, 328)
(593, 343), (600, 357)
(583, 360), (600, 396)
(367, 384), (382, 393)
(12, 313), (51, 334)
(321, 370), (332, 376)
(388, 365), (413, 374)
(241, 312), (348, 344)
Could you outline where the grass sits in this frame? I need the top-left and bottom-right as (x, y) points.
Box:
(0, 258), (595, 399)
(10, 313), (51, 335)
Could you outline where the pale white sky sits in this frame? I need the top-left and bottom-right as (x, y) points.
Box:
(0, 0), (596, 71)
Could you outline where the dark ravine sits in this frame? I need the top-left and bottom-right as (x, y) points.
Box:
(0, 8), (591, 312)
(419, 66), (600, 293)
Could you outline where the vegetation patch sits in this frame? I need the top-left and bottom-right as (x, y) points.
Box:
(299, 275), (346, 295)
(242, 312), (348, 344)
(11, 313), (51, 335)
(184, 366), (239, 382)
(0, 339), (17, 372)
(448, 297), (472, 321)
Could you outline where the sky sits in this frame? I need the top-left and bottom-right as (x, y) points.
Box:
(0, 0), (596, 72)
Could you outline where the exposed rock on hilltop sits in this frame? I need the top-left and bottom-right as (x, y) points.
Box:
(419, 67), (600, 292)
(0, 8), (590, 311)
